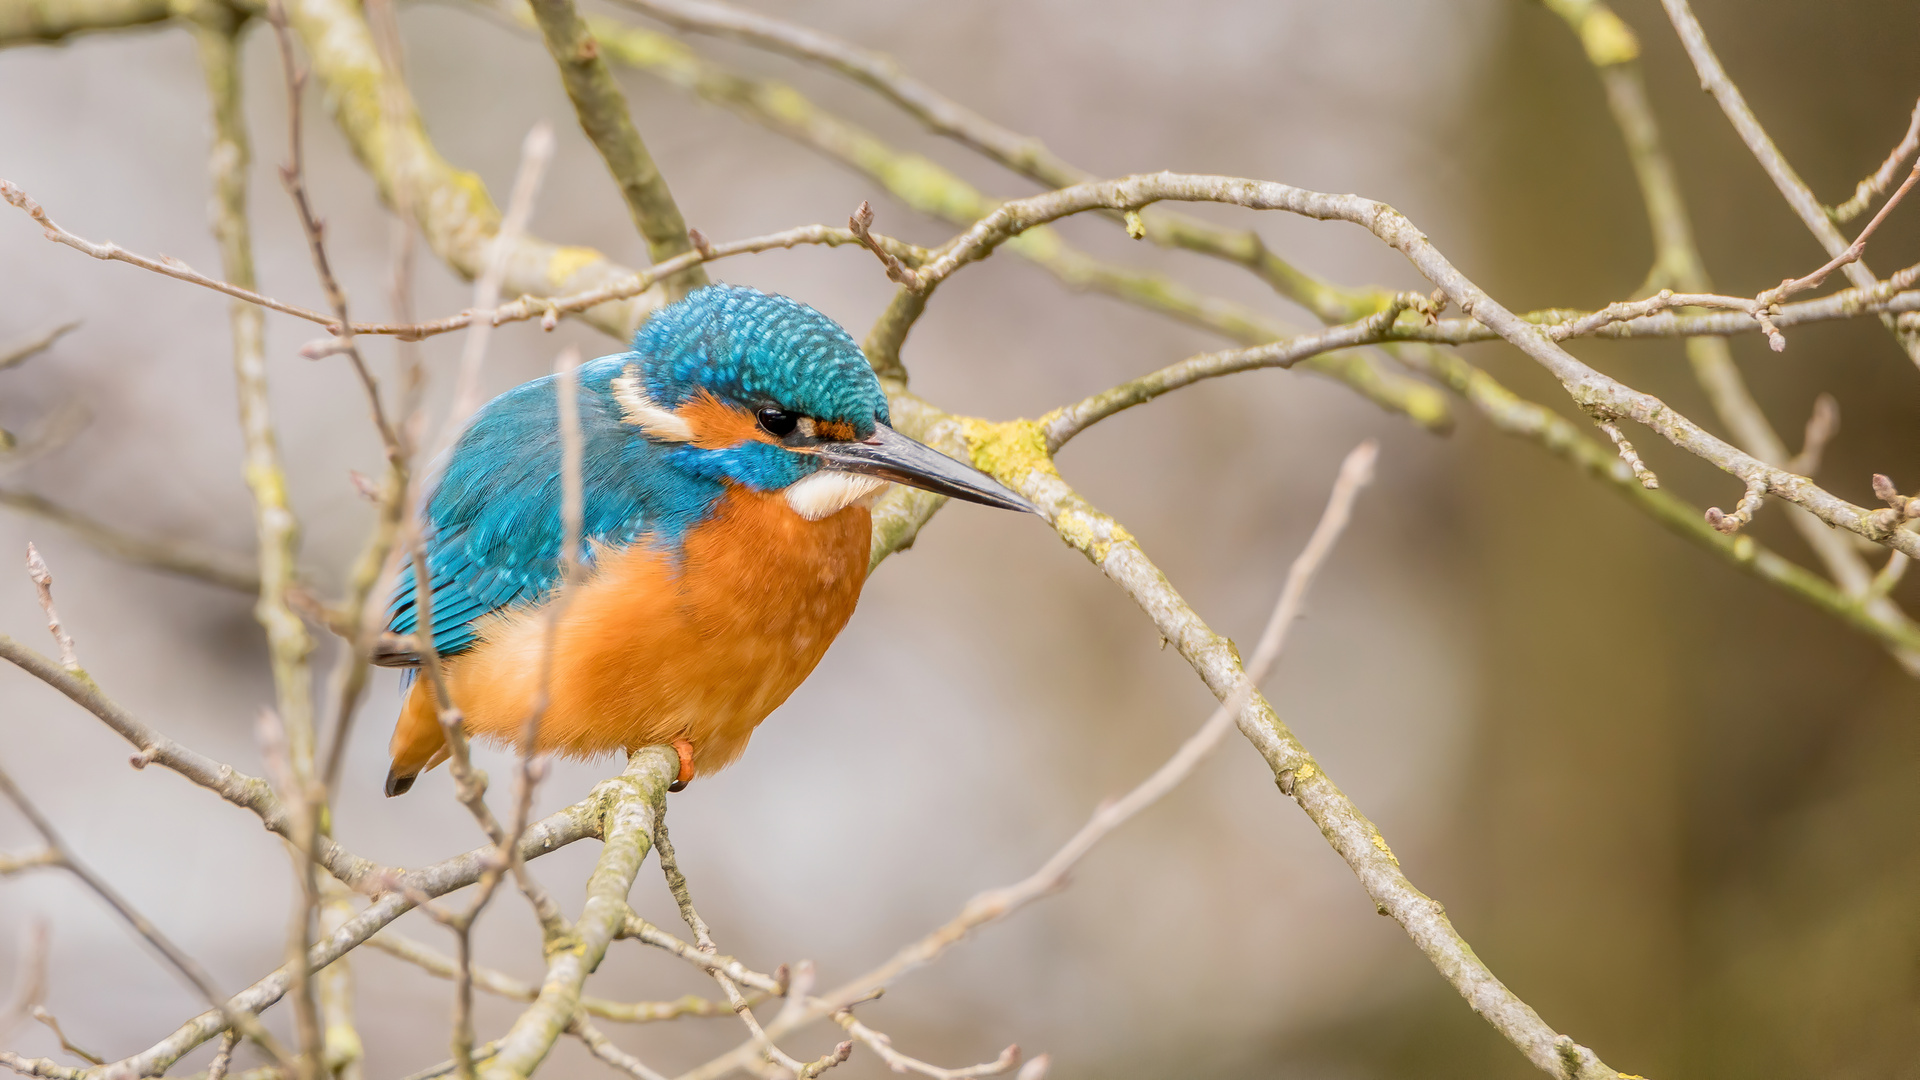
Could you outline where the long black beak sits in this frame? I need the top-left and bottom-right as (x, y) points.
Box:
(815, 423), (1041, 514)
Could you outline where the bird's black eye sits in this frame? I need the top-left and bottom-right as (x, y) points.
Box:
(757, 407), (798, 437)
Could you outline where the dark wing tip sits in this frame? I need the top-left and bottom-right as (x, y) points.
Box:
(370, 633), (422, 669)
(384, 770), (417, 798)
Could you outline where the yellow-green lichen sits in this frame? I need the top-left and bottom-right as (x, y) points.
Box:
(1369, 832), (1401, 866)
(547, 245), (604, 285)
(958, 416), (1054, 487)
(1579, 8), (1640, 66)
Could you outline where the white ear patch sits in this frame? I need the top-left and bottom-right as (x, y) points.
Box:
(612, 364), (694, 442)
(785, 471), (890, 521)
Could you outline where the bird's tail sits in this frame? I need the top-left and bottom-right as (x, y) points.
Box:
(386, 678), (451, 797)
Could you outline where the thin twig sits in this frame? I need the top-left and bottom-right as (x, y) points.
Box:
(363, 931), (740, 1022)
(1705, 477), (1768, 535)
(569, 1017), (672, 1080)
(479, 746), (679, 1080)
(1756, 160), (1920, 313)
(30, 1009), (102, 1066)
(1547, 2), (1920, 671)
(0, 322), (79, 372)
(880, 171), (1920, 561)
(1043, 302), (1420, 448)
(23, 544), (79, 672)
(440, 122), (556, 445)
(0, 919), (49, 1043)
(1595, 420), (1659, 490)
(0, 762), (297, 1070)
(0, 489), (259, 593)
(1785, 394), (1840, 478)
(1658, 0), (1920, 366)
(610, 0), (1358, 318)
(830, 1011), (1017, 1080)
(0, 179), (921, 348)
(652, 820), (821, 1078)
(684, 441), (1376, 1080)
(1829, 96), (1920, 223)
(206, 1033), (240, 1080)
(524, 0), (706, 300)
(847, 201), (919, 288)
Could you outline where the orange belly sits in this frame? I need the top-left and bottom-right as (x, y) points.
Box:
(390, 485), (871, 778)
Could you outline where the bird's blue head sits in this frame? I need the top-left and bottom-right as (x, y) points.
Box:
(612, 284), (1035, 517)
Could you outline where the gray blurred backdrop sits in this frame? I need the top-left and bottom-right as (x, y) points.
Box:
(1, 1), (1917, 1078)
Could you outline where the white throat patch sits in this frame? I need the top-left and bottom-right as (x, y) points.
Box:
(785, 471), (889, 521)
(611, 364), (694, 442)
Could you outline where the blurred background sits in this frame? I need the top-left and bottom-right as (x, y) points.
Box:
(2, 0), (1918, 1077)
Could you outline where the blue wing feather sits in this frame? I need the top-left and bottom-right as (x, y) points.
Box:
(384, 355), (724, 659)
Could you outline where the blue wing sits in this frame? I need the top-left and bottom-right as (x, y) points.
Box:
(383, 355), (719, 660)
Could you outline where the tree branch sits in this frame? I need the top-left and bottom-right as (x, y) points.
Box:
(478, 746), (680, 1080)
(0, 0), (167, 44)
(577, 10), (1449, 430)
(1541, 0), (1920, 673)
(610, 0), (1381, 321)
(362, 931), (740, 1023)
(524, 0), (706, 301)
(0, 763), (297, 1070)
(893, 172), (1920, 559)
(0, 322), (78, 372)
(1658, 0), (1920, 368)
(283, 0), (657, 339)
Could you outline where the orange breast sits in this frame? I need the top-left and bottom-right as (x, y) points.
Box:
(421, 485), (871, 774)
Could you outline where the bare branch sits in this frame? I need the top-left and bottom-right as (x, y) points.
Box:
(575, 11), (1450, 428)
(29, 1009), (101, 1066)
(104, 802), (605, 1079)
(0, 179), (924, 350)
(913, 172), (1918, 560)
(0, 322), (78, 372)
(23, 544), (79, 672)
(650, 820), (819, 1078)
(610, 0), (1373, 320)
(687, 442), (1377, 1080)
(1757, 160), (1920, 312)
(1043, 301), (1422, 448)
(975, 436), (1618, 1079)
(0, 762), (296, 1069)
(0, 489), (258, 593)
(847, 201), (920, 289)
(363, 932), (737, 1022)
(1705, 477), (1769, 535)
(568, 1018), (671, 1080)
(439, 123), (557, 450)
(206, 1033), (240, 1080)
(1541, 0), (1920, 673)
(478, 746), (679, 1080)
(1657, 0), (1920, 367)
(525, 0), (705, 301)
(0, 180), (342, 328)
(1595, 420), (1659, 489)
(0, 919), (48, 1043)
(1829, 96), (1920, 223)
(1786, 394), (1840, 478)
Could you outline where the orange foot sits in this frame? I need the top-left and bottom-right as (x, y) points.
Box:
(669, 738), (695, 793)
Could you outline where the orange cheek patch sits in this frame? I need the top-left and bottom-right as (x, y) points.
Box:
(813, 419), (858, 441)
(677, 391), (776, 449)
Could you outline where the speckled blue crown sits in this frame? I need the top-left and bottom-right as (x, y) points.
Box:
(635, 284), (890, 433)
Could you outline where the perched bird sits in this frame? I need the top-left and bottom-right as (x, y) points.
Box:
(374, 284), (1035, 797)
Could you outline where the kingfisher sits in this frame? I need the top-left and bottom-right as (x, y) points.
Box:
(373, 284), (1035, 797)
